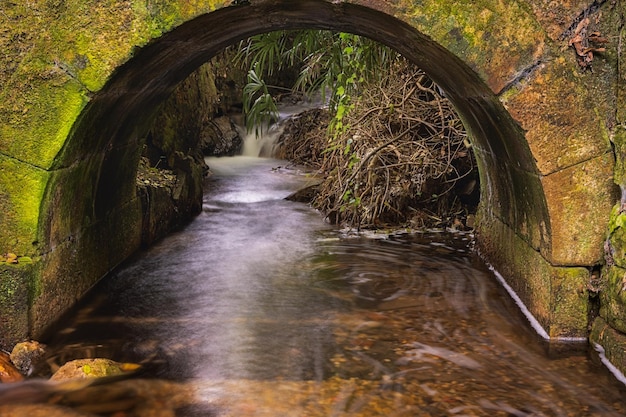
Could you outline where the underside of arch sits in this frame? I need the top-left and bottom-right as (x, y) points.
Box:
(0, 0), (617, 352)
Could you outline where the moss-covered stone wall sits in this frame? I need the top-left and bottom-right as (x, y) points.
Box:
(0, 0), (227, 257)
(0, 0), (227, 347)
(0, 0), (624, 376)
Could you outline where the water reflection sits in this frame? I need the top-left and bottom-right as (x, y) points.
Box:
(30, 157), (626, 416)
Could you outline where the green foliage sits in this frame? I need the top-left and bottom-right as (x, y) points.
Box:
(234, 30), (475, 231)
(242, 64), (279, 135)
(234, 30), (399, 136)
(234, 30), (405, 227)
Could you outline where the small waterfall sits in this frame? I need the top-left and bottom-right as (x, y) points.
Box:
(239, 93), (329, 158)
(240, 123), (285, 157)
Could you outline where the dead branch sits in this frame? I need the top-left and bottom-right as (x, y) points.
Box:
(277, 60), (477, 229)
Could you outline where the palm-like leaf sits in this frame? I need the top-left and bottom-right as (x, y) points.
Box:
(242, 64), (279, 135)
(236, 30), (399, 136)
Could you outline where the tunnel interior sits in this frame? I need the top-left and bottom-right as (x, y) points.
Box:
(29, 0), (556, 342)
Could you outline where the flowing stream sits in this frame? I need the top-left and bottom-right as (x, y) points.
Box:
(29, 155), (625, 416)
(2, 116), (626, 416)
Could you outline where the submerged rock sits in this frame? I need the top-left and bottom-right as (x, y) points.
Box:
(285, 182), (321, 203)
(0, 378), (200, 417)
(10, 340), (46, 376)
(201, 115), (243, 156)
(0, 404), (92, 417)
(50, 359), (138, 381)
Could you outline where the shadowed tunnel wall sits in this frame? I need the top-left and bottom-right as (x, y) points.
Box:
(0, 0), (622, 372)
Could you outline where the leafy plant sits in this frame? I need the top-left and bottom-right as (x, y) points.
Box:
(242, 63), (279, 135)
(234, 30), (398, 135)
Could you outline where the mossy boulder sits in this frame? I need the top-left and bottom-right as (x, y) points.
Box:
(50, 358), (138, 381)
(10, 340), (46, 376)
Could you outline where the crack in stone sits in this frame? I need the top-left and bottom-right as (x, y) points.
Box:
(543, 148), (615, 177)
(52, 59), (94, 94)
(0, 151), (48, 171)
(497, 59), (543, 96)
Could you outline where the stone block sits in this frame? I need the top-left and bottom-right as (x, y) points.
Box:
(590, 316), (626, 378)
(477, 213), (589, 339)
(606, 204), (626, 268)
(399, 0), (545, 93)
(139, 186), (178, 247)
(541, 152), (617, 265)
(0, 263), (37, 350)
(612, 128), (626, 188)
(30, 197), (143, 338)
(523, 0), (592, 42)
(503, 57), (614, 175)
(0, 155), (49, 257)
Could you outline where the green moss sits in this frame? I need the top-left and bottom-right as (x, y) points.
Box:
(550, 267), (589, 333)
(1, 0), (227, 169)
(0, 78), (88, 169)
(50, 358), (133, 380)
(139, 0), (227, 38)
(0, 261), (40, 350)
(0, 0), (230, 261)
(590, 317), (626, 377)
(607, 203), (625, 236)
(606, 204), (626, 269)
(599, 264), (626, 333)
(612, 128), (626, 187)
(398, 0), (544, 91)
(0, 154), (49, 256)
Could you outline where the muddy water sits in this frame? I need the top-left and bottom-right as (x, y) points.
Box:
(7, 157), (626, 416)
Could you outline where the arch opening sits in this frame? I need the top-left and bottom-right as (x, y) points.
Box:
(52, 0), (548, 242)
(35, 0), (553, 341)
(184, 30), (481, 230)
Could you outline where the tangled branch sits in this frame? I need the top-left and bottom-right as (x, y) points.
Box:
(278, 62), (477, 229)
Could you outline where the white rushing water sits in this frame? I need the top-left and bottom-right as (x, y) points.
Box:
(240, 94), (328, 158)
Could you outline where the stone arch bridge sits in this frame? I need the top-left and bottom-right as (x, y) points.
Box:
(1, 0), (625, 372)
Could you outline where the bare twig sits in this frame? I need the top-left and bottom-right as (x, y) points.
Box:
(278, 61), (477, 229)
